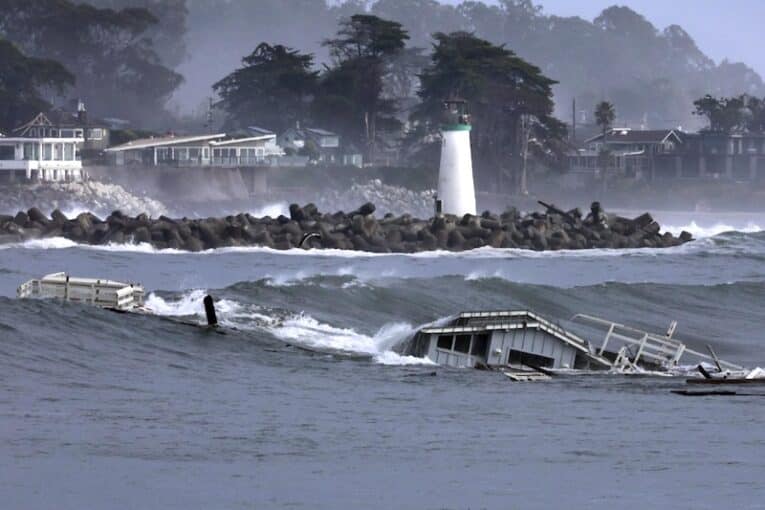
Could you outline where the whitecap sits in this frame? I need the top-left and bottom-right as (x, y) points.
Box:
(663, 220), (762, 238)
(144, 290), (431, 365)
(249, 202), (289, 219)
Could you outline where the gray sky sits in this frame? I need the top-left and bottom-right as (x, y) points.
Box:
(441, 0), (764, 77)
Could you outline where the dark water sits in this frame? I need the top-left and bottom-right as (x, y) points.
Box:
(2, 217), (765, 509)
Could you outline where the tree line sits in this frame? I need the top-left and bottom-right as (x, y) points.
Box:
(172, 0), (765, 130)
(0, 0), (182, 129)
(212, 14), (564, 191)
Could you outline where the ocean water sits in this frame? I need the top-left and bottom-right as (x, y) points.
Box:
(1, 214), (765, 509)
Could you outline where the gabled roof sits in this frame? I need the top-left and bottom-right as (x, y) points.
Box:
(586, 128), (684, 145)
(13, 112), (53, 134)
(14, 110), (112, 136)
(105, 133), (226, 152)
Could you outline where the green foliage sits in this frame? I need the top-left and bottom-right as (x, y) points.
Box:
(83, 0), (188, 69)
(692, 94), (765, 134)
(325, 14), (408, 61)
(109, 128), (157, 147)
(0, 0), (183, 127)
(692, 94), (756, 133)
(315, 14), (409, 160)
(594, 101), (616, 134)
(337, 1), (764, 129)
(0, 39), (74, 131)
(413, 31), (566, 187)
(213, 43), (319, 132)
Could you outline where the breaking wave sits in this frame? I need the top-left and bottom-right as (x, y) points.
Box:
(663, 221), (763, 238)
(249, 202), (290, 219)
(145, 289), (431, 366)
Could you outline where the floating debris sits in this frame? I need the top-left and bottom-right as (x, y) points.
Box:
(411, 309), (747, 381)
(17, 272), (145, 311)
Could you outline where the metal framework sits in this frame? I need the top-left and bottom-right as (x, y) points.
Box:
(571, 314), (742, 371)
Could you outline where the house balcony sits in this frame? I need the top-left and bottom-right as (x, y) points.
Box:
(0, 160), (82, 172)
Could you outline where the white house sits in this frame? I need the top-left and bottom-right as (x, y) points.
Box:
(0, 114), (84, 182)
(105, 132), (284, 167)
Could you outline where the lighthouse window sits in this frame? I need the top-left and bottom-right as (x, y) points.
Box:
(454, 335), (471, 353)
(437, 335), (453, 350)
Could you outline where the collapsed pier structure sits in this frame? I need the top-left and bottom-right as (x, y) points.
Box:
(410, 310), (743, 378)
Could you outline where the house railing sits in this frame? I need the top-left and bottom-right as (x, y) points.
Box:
(155, 156), (267, 168)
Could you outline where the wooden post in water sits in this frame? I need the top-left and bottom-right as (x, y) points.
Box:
(203, 295), (218, 328)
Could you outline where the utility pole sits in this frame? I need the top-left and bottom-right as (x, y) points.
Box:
(203, 97), (214, 133)
(572, 97), (576, 143)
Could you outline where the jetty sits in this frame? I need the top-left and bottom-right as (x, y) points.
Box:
(0, 201), (692, 252)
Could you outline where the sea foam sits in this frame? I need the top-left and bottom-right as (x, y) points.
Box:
(144, 290), (432, 366)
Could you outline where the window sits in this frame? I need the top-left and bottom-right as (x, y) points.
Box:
(43, 144), (52, 161)
(0, 145), (14, 160)
(64, 143), (74, 161)
(89, 128), (103, 140)
(437, 335), (453, 350)
(61, 129), (74, 138)
(454, 335), (471, 353)
(23, 143), (37, 160)
(507, 349), (554, 369)
(157, 147), (171, 161)
(203, 148), (209, 159)
(188, 148), (200, 159)
(54, 143), (63, 160)
(471, 334), (489, 356)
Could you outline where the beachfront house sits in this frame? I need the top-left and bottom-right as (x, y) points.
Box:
(568, 127), (765, 183)
(105, 131), (283, 167)
(568, 128), (685, 181)
(278, 124), (342, 164)
(14, 103), (111, 158)
(0, 113), (84, 182)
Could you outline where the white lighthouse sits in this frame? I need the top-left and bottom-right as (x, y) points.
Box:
(436, 99), (476, 216)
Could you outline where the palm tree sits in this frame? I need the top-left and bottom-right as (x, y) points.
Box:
(594, 101), (615, 191)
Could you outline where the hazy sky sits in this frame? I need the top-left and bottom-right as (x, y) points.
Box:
(441, 0), (764, 76)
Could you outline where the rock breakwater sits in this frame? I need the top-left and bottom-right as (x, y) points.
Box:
(0, 202), (692, 252)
